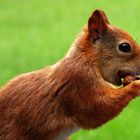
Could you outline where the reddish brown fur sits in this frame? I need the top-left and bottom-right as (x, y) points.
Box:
(1, 10), (140, 140)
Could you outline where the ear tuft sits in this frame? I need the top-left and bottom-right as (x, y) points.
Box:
(88, 9), (110, 42)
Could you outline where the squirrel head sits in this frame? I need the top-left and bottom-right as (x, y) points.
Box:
(87, 10), (140, 85)
(69, 10), (140, 86)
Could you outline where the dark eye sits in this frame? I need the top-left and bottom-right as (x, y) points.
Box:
(118, 43), (131, 53)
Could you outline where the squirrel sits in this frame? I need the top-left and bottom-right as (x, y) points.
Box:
(1, 9), (140, 140)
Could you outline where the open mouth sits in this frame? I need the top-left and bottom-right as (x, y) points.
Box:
(118, 70), (135, 79)
(104, 69), (140, 86)
(115, 70), (135, 86)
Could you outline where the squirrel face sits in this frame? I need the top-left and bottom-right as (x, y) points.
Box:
(86, 10), (140, 85)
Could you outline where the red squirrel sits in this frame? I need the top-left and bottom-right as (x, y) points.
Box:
(1, 9), (140, 140)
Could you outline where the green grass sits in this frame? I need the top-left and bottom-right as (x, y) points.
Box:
(0, 0), (140, 139)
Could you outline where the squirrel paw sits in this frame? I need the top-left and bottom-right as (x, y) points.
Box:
(130, 80), (140, 96)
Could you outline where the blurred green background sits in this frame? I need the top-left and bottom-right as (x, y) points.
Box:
(0, 0), (140, 140)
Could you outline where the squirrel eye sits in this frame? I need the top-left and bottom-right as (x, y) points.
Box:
(118, 43), (131, 53)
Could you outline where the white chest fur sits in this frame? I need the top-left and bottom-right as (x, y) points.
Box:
(54, 128), (79, 140)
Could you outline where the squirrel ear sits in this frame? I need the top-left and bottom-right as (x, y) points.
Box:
(88, 10), (110, 42)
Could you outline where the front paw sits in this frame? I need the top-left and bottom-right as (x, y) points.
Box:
(123, 75), (136, 86)
(129, 80), (140, 96)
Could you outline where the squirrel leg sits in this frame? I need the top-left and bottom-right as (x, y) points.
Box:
(90, 81), (140, 126)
